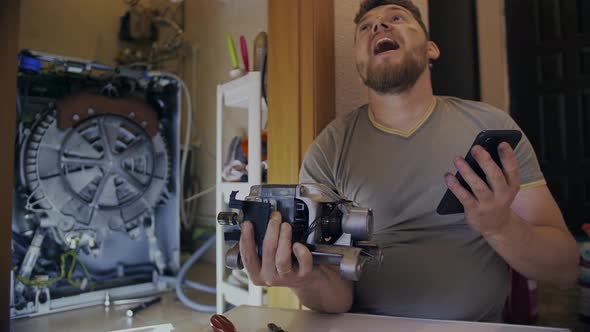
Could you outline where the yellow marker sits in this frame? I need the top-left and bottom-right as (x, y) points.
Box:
(227, 33), (239, 69)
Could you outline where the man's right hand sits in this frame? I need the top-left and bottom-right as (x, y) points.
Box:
(239, 210), (354, 313)
(239, 211), (315, 288)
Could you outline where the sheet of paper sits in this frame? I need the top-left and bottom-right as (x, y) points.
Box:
(108, 323), (175, 332)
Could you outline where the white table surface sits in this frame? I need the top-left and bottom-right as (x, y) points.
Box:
(205, 305), (572, 332)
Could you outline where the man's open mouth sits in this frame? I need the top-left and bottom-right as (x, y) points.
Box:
(373, 38), (400, 55)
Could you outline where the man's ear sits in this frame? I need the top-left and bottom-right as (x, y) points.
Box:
(426, 41), (440, 61)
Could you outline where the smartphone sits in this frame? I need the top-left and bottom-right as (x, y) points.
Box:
(436, 130), (522, 215)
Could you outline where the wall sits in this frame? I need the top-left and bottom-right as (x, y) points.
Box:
(334, 0), (429, 116)
(183, 0), (267, 232)
(18, 0), (128, 65)
(476, 0), (510, 111)
(18, 0), (185, 67)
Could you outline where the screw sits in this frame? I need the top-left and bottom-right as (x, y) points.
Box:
(73, 114), (80, 121)
(88, 108), (95, 115)
(129, 112), (136, 119)
(141, 121), (147, 128)
(299, 186), (306, 195)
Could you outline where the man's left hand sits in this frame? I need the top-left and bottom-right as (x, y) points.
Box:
(444, 142), (521, 235)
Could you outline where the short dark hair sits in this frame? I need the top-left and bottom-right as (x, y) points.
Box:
(354, 0), (429, 37)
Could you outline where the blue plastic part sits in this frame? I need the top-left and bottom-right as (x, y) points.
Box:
(18, 55), (42, 73)
(143, 70), (153, 80)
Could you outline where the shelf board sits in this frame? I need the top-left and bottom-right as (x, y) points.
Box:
(216, 70), (267, 312)
(219, 72), (263, 109)
(219, 281), (264, 306)
(219, 282), (249, 306)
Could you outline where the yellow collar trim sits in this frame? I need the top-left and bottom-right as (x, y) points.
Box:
(520, 179), (547, 190)
(368, 97), (437, 138)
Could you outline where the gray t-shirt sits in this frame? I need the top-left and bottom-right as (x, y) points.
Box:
(299, 96), (546, 322)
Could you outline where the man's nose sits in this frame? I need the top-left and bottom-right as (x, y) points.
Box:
(372, 19), (390, 33)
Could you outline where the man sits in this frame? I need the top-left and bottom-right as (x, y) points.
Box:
(239, 0), (579, 322)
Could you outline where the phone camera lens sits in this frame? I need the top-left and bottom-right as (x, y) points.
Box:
(484, 137), (497, 148)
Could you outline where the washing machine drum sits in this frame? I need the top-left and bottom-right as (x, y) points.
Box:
(20, 92), (170, 251)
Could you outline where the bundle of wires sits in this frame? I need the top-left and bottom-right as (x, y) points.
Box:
(16, 250), (94, 290)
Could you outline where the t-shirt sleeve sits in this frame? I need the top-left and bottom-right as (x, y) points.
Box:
(299, 138), (337, 188)
(505, 118), (547, 189)
(298, 121), (341, 193)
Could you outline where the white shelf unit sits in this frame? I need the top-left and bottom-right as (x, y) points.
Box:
(216, 72), (266, 313)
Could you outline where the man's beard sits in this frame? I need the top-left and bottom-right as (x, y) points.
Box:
(360, 45), (428, 95)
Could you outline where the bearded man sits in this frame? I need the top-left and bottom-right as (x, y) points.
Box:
(238, 0), (579, 322)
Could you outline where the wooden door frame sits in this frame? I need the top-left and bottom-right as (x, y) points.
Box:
(267, 0), (335, 308)
(1, 0), (19, 329)
(268, 0), (335, 183)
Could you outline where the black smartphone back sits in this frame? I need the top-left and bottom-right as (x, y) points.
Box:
(436, 130), (522, 215)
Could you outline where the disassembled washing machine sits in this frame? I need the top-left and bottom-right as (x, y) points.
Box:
(11, 50), (181, 318)
(217, 184), (383, 281)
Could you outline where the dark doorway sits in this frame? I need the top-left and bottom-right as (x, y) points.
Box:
(505, 0), (590, 236)
(428, 0), (480, 101)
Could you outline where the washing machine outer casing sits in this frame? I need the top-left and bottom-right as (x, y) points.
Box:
(10, 50), (181, 318)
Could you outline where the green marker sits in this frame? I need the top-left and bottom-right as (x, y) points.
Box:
(227, 33), (239, 69)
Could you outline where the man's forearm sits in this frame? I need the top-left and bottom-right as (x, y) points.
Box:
(484, 212), (579, 287)
(291, 265), (353, 313)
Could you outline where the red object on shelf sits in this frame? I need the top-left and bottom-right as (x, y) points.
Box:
(241, 130), (267, 160)
(240, 35), (250, 72)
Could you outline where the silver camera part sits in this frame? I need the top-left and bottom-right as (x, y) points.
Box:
(341, 206), (373, 241)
